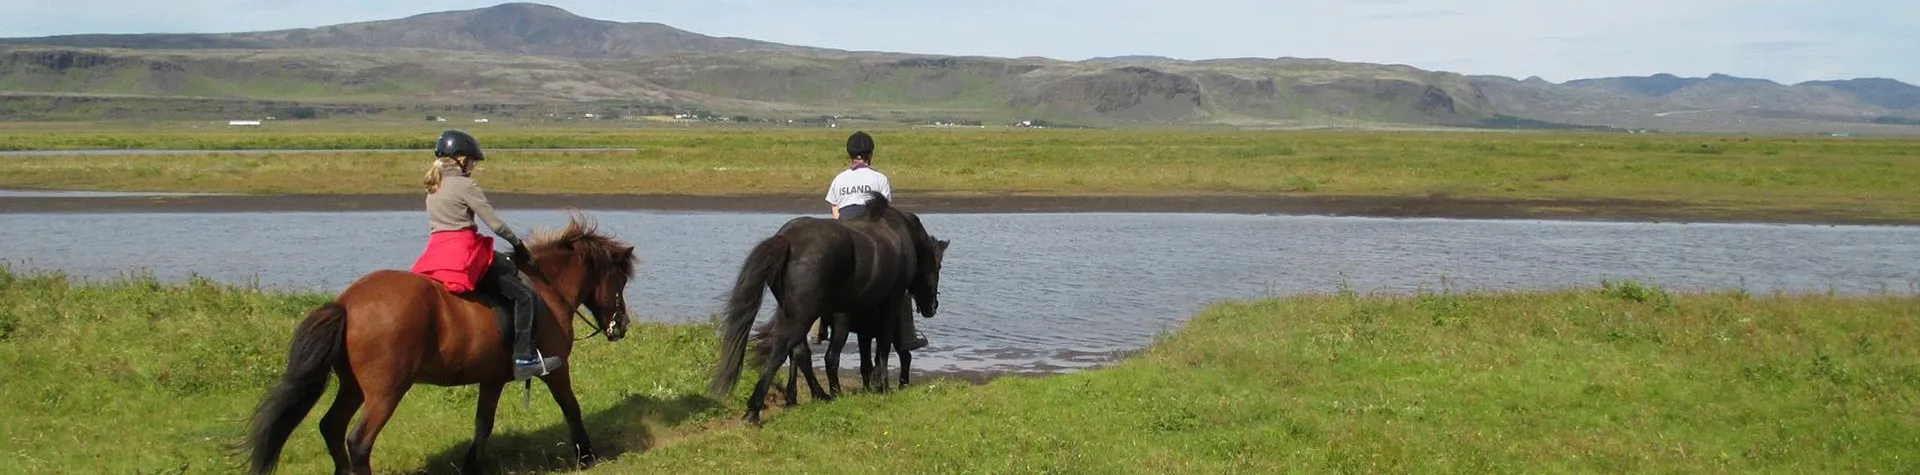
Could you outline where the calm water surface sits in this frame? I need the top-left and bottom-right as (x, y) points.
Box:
(3, 210), (1916, 374)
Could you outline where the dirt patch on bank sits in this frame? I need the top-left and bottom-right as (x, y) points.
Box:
(0, 192), (1910, 226)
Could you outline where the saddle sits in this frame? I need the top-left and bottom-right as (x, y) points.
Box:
(456, 264), (547, 345)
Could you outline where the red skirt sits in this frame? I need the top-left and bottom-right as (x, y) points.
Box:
(410, 227), (495, 294)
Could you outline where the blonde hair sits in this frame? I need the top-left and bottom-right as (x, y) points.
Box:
(423, 156), (461, 194)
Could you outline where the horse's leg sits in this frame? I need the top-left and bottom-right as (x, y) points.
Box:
(782, 349), (800, 408)
(896, 332), (913, 388)
(460, 382), (505, 475)
(345, 384), (410, 475)
(824, 314), (852, 397)
(872, 307), (899, 393)
(318, 373), (363, 475)
(540, 368), (597, 468)
(779, 305), (801, 407)
(344, 334), (420, 475)
(792, 325), (831, 402)
(857, 332), (875, 391)
(744, 335), (789, 425)
(894, 297), (914, 388)
(745, 304), (814, 425)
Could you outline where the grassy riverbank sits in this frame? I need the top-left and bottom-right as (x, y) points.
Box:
(2, 266), (1916, 473)
(2, 128), (1918, 222)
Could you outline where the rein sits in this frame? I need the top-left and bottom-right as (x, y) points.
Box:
(520, 260), (616, 343)
(572, 306), (605, 342)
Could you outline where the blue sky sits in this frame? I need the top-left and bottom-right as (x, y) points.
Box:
(3, 0), (1915, 84)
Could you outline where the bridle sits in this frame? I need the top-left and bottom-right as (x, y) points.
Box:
(572, 287), (626, 342)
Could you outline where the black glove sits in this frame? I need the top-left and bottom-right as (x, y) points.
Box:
(497, 226), (532, 264)
(512, 241), (533, 264)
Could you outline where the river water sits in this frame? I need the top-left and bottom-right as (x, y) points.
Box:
(3, 210), (1916, 374)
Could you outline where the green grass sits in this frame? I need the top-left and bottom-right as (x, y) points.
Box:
(3, 127), (1919, 222)
(3, 265), (1916, 473)
(0, 264), (728, 474)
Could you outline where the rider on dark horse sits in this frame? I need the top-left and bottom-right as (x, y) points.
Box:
(409, 129), (560, 381)
(822, 130), (929, 351)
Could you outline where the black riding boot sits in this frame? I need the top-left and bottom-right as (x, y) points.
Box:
(490, 253), (558, 380)
(899, 308), (928, 351)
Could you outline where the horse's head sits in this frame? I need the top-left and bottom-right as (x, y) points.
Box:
(905, 213), (949, 318)
(528, 210), (639, 342)
(863, 195), (949, 318)
(911, 237), (949, 318)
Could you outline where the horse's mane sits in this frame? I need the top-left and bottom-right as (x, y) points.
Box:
(849, 191), (941, 286)
(859, 191), (892, 221)
(529, 209), (638, 283)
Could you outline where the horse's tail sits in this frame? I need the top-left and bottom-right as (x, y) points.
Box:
(745, 318), (778, 370)
(861, 191), (891, 221)
(244, 301), (348, 475)
(710, 234), (790, 398)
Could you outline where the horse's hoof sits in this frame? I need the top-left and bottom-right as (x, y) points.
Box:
(460, 447), (487, 474)
(574, 443), (597, 467)
(744, 413), (763, 427)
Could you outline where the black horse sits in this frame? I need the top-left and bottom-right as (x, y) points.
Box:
(709, 192), (948, 425)
(760, 279), (940, 409)
(767, 209), (946, 403)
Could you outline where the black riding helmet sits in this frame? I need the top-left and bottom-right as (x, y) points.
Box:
(434, 130), (484, 161)
(846, 131), (874, 161)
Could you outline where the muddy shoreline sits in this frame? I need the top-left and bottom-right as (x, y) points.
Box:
(0, 192), (1909, 226)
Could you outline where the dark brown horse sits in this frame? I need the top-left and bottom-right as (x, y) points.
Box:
(766, 230), (946, 405)
(828, 236), (945, 392)
(710, 192), (948, 424)
(764, 289), (940, 409)
(243, 211), (639, 475)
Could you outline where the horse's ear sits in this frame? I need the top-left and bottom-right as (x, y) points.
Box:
(937, 239), (950, 250)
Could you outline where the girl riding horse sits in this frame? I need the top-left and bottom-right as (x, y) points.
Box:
(411, 129), (557, 380)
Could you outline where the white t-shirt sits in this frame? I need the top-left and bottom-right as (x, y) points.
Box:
(825, 167), (892, 208)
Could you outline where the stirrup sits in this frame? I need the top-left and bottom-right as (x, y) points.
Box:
(512, 349), (560, 381)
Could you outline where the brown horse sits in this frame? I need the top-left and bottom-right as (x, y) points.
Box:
(242, 211), (639, 475)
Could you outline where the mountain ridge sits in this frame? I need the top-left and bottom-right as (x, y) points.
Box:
(1, 3), (842, 59)
(1, 2), (1916, 132)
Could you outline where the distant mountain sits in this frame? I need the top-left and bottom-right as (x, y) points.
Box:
(1, 3), (833, 59)
(1470, 73), (1920, 133)
(1564, 73), (1768, 98)
(0, 2), (1915, 132)
(1083, 55), (1182, 63)
(0, 3), (1502, 126)
(0, 44), (1503, 126)
(1796, 78), (1920, 111)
